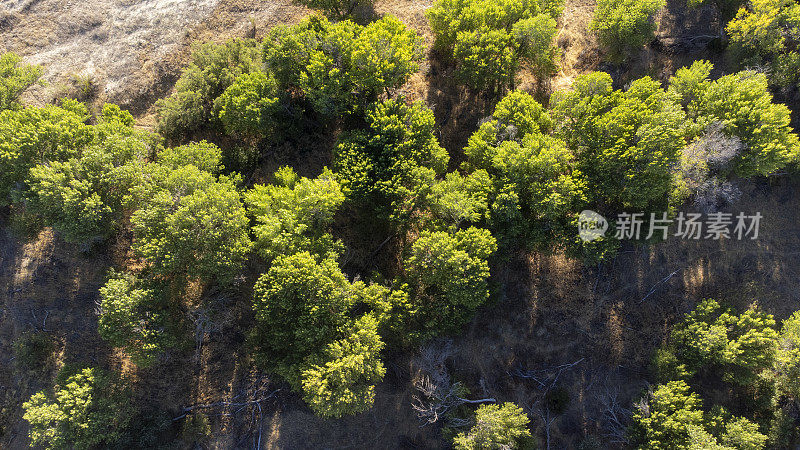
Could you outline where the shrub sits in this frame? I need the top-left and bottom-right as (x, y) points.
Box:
(334, 99), (448, 225)
(405, 227), (497, 335)
(589, 0), (665, 62)
(245, 167), (345, 261)
(0, 52), (42, 111)
(453, 402), (532, 449)
(22, 367), (132, 449)
(155, 39), (261, 139)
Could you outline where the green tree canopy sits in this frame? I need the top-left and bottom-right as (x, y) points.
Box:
(0, 100), (93, 205)
(589, 0), (665, 62)
(155, 140), (223, 174)
(551, 72), (683, 211)
(264, 15), (424, 117)
(21, 107), (158, 243)
(427, 0), (561, 92)
(727, 0), (800, 87)
(97, 272), (176, 367)
(405, 227), (497, 335)
(252, 252), (354, 376)
(0, 52), (42, 111)
(213, 71), (280, 139)
(129, 164), (251, 283)
(666, 299), (778, 384)
(301, 315), (386, 418)
(669, 61), (800, 177)
(155, 39), (261, 139)
(22, 367), (133, 450)
(775, 311), (800, 401)
(633, 380), (705, 450)
(453, 402), (532, 450)
(633, 381), (767, 450)
(245, 167), (345, 261)
(334, 99), (448, 225)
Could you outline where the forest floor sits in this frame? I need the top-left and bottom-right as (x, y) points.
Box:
(2, 0), (800, 448)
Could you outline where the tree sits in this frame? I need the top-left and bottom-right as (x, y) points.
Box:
(213, 71), (280, 138)
(633, 380), (705, 450)
(334, 99), (448, 225)
(129, 164), (251, 283)
(351, 16), (425, 92)
(453, 27), (519, 92)
(295, 0), (374, 19)
(667, 299), (778, 385)
(251, 252), (354, 378)
(512, 14), (559, 82)
(427, 170), (492, 229)
(589, 0), (665, 62)
(669, 61), (800, 177)
(97, 272), (175, 367)
(551, 72), (685, 211)
(0, 100), (93, 205)
(245, 167), (345, 261)
(264, 15), (424, 117)
(405, 227), (497, 335)
(727, 0), (800, 87)
(22, 105), (157, 244)
(465, 92), (587, 247)
(22, 367), (132, 449)
(775, 311), (800, 401)
(427, 0), (562, 92)
(155, 140), (223, 174)
(0, 52), (42, 111)
(453, 402), (533, 449)
(155, 39), (261, 139)
(301, 315), (386, 418)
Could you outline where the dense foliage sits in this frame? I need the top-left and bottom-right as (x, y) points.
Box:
(155, 39), (262, 139)
(265, 15), (424, 117)
(334, 98), (449, 224)
(453, 402), (533, 449)
(22, 368), (132, 449)
(727, 0), (800, 87)
(5, 0), (800, 441)
(0, 52), (41, 111)
(427, 0), (561, 92)
(589, 0), (664, 61)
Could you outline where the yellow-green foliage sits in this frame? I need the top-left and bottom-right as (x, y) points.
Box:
(0, 52), (41, 111)
(23, 368), (132, 450)
(589, 0), (665, 62)
(453, 402), (532, 449)
(427, 0), (561, 91)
